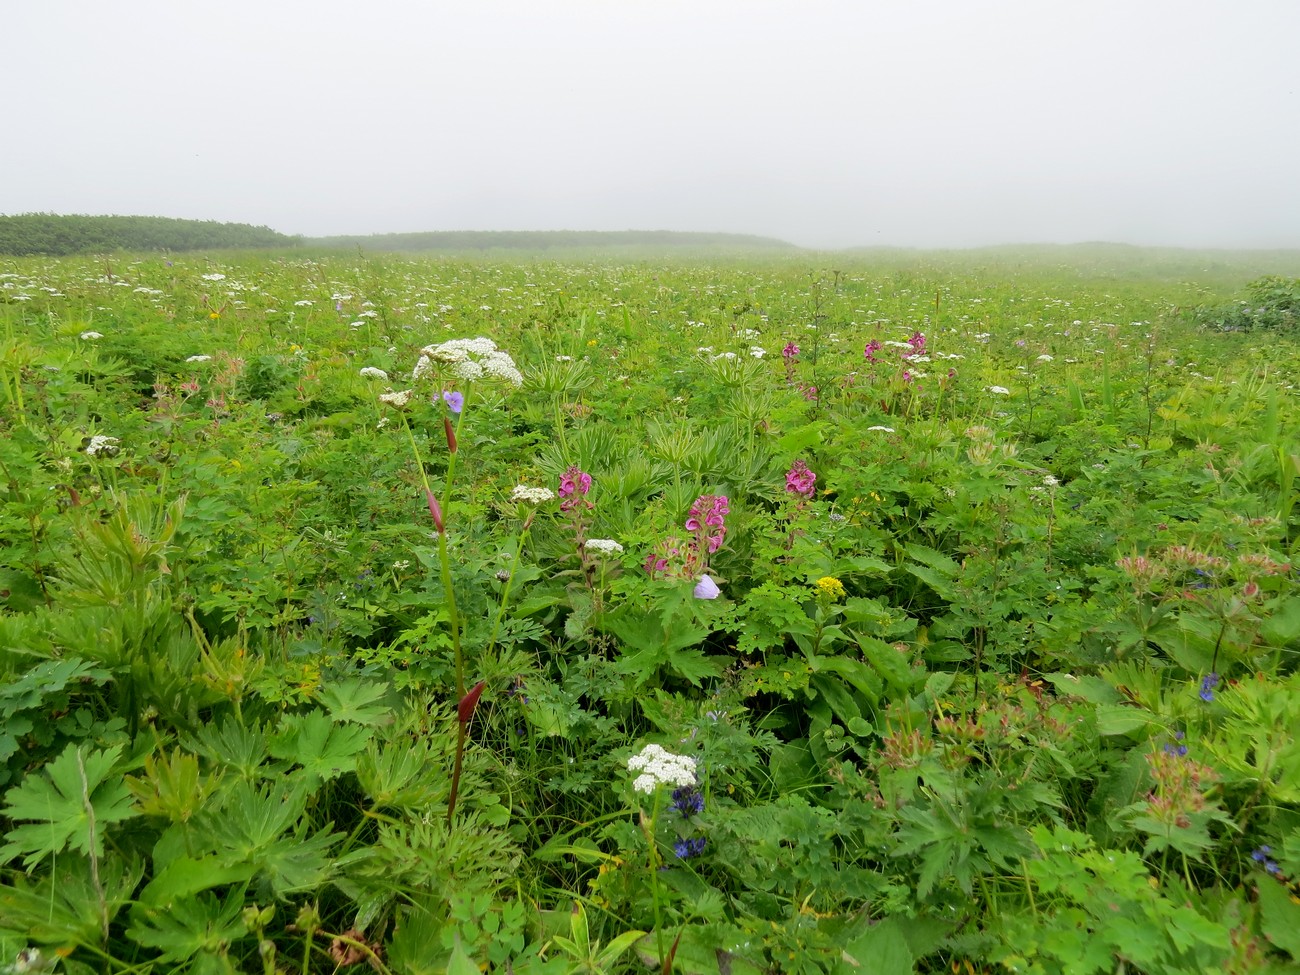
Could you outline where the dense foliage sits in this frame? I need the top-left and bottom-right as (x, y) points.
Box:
(0, 214), (300, 256)
(2, 248), (1300, 974)
(1193, 275), (1300, 334)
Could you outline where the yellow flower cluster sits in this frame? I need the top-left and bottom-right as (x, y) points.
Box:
(814, 576), (846, 600)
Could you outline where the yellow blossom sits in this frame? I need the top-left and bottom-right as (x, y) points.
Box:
(814, 576), (846, 600)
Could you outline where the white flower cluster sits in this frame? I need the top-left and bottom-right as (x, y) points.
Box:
(378, 389), (412, 408)
(627, 743), (697, 794)
(85, 435), (120, 457)
(510, 485), (556, 504)
(80, 331), (104, 340)
(584, 538), (624, 555)
(986, 385), (1011, 395)
(186, 354), (212, 363)
(414, 337), (523, 388)
(359, 366), (389, 380)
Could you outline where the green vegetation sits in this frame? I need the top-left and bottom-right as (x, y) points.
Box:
(3, 249), (1300, 973)
(305, 229), (798, 252)
(0, 213), (300, 256)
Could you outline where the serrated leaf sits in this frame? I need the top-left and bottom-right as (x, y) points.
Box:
(270, 710), (372, 783)
(0, 744), (136, 868)
(316, 677), (392, 725)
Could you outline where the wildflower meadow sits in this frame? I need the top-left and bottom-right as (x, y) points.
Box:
(2, 247), (1300, 974)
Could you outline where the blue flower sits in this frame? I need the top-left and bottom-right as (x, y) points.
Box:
(442, 390), (464, 414)
(671, 786), (704, 818)
(1199, 673), (1219, 703)
(1252, 846), (1281, 875)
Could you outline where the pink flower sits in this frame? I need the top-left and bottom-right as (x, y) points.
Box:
(786, 460), (816, 499)
(782, 341), (800, 360)
(559, 465), (592, 498)
(864, 339), (882, 363)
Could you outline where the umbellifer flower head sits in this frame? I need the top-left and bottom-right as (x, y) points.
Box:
(510, 485), (556, 504)
(627, 743), (697, 794)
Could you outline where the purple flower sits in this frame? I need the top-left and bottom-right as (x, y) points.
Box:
(782, 341), (800, 360)
(864, 339), (882, 363)
(674, 836), (706, 859)
(694, 575), (720, 600)
(442, 390), (464, 414)
(1199, 672), (1220, 703)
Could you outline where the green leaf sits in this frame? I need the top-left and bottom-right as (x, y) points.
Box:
(127, 887), (249, 962)
(137, 856), (256, 909)
(1258, 874), (1300, 958)
(270, 710), (373, 782)
(0, 743), (136, 868)
(316, 677), (392, 725)
(1094, 704), (1154, 737)
(838, 917), (914, 975)
(854, 633), (914, 697)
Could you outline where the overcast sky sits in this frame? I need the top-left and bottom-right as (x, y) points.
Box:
(5, 0), (1298, 249)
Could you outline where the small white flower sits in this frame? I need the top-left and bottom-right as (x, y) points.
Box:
(627, 743), (697, 794)
(201, 273), (226, 281)
(867, 425), (895, 432)
(510, 485), (556, 504)
(293, 299), (314, 307)
(986, 385), (1011, 395)
(749, 346), (766, 358)
(85, 435), (120, 457)
(378, 389), (412, 408)
(391, 559), (412, 571)
(79, 331), (104, 340)
(359, 366), (389, 380)
(584, 538), (624, 556)
(186, 354), (212, 363)
(1037, 354), (1054, 362)
(1043, 474), (1060, 487)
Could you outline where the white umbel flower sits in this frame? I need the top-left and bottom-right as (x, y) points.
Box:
(584, 538), (624, 555)
(359, 366), (389, 380)
(85, 435), (120, 457)
(627, 743), (697, 794)
(378, 389), (412, 408)
(510, 485), (556, 504)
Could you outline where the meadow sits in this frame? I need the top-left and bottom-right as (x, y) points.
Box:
(2, 246), (1299, 974)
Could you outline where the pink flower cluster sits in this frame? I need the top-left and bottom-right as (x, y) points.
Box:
(559, 465), (593, 512)
(904, 331), (927, 358)
(863, 339), (882, 363)
(686, 494), (730, 554)
(782, 341), (800, 360)
(644, 493), (730, 579)
(785, 460), (816, 499)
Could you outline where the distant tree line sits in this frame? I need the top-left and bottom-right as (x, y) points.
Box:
(0, 213), (301, 256)
(305, 229), (796, 252)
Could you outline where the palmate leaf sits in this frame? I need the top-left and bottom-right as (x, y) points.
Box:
(316, 676), (393, 726)
(269, 710), (373, 783)
(127, 885), (249, 963)
(0, 743), (136, 869)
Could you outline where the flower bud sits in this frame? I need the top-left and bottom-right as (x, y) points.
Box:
(458, 680), (486, 724)
(444, 416), (457, 454)
(425, 489), (444, 534)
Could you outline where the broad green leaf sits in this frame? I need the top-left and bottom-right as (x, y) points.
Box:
(838, 918), (914, 975)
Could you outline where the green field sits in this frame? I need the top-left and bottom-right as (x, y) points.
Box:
(3, 246), (1300, 974)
